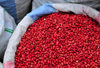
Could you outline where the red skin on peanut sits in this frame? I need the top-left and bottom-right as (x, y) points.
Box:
(15, 12), (100, 68)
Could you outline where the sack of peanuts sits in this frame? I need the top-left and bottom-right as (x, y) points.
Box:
(0, 6), (16, 61)
(32, 0), (100, 10)
(0, 0), (32, 24)
(3, 4), (100, 68)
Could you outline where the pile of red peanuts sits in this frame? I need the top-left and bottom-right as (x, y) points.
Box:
(15, 12), (100, 68)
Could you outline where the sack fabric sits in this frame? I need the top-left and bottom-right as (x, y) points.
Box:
(3, 3), (100, 68)
(0, 62), (3, 68)
(32, 0), (100, 10)
(0, 6), (16, 60)
(0, 0), (32, 24)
